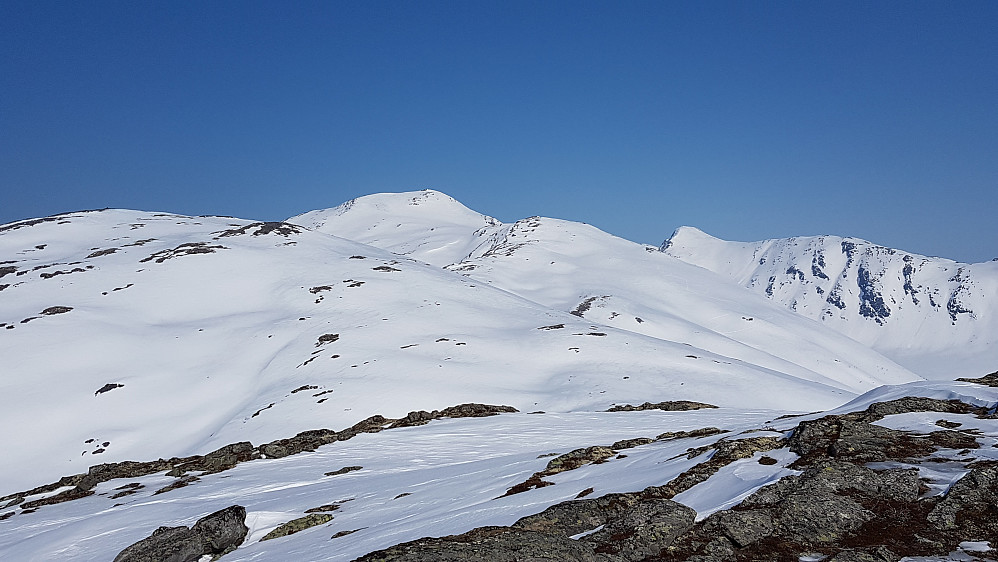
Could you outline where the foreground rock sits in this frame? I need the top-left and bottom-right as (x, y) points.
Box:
(113, 505), (248, 562)
(354, 397), (998, 562)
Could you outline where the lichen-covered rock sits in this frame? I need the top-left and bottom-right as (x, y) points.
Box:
(776, 490), (874, 544)
(545, 446), (616, 474)
(261, 513), (334, 541)
(606, 401), (717, 412)
(513, 493), (640, 536)
(927, 464), (998, 534)
(583, 499), (696, 560)
(710, 509), (774, 548)
(354, 526), (603, 561)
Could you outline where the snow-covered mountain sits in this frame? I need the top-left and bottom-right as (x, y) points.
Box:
(661, 226), (998, 379)
(2, 190), (995, 562)
(0, 197), (916, 495)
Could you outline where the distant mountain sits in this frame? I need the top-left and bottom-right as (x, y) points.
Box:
(662, 226), (998, 379)
(294, 190), (916, 398)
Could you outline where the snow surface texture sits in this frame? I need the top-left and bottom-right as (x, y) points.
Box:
(1, 190), (993, 560)
(2, 381), (995, 561)
(0, 195), (919, 495)
(662, 226), (998, 379)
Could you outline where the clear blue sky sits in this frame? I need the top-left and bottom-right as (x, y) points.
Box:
(2, 1), (996, 262)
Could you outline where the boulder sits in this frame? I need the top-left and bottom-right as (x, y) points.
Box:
(113, 505), (247, 562)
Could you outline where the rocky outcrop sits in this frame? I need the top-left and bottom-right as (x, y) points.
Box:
(355, 398), (996, 562)
(956, 370), (998, 387)
(113, 505), (247, 562)
(260, 513), (335, 541)
(606, 401), (718, 412)
(358, 491), (696, 562)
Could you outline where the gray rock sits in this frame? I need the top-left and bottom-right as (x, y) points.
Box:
(712, 509), (774, 547)
(354, 526), (603, 562)
(827, 546), (899, 561)
(112, 526), (204, 562)
(776, 491), (874, 545)
(583, 499), (696, 560)
(927, 464), (998, 532)
(191, 505), (248, 553)
(513, 493), (640, 536)
(260, 513), (333, 541)
(113, 505), (247, 562)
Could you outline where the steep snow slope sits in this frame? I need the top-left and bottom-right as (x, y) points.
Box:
(294, 190), (919, 396)
(662, 226), (998, 379)
(0, 207), (912, 495)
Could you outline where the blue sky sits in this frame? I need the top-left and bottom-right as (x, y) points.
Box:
(2, 1), (995, 262)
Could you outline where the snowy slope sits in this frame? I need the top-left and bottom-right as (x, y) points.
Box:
(293, 190), (919, 396)
(2, 380), (996, 562)
(0, 206), (913, 496)
(662, 226), (998, 379)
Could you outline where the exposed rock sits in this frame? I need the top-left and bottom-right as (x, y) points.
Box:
(354, 526), (603, 562)
(610, 437), (655, 450)
(261, 513), (334, 541)
(656, 427), (726, 441)
(927, 464), (998, 534)
(95, 383), (125, 395)
(607, 401), (718, 412)
(710, 509), (774, 548)
(112, 526), (203, 562)
(776, 490), (874, 544)
(113, 505), (247, 562)
(214, 222), (304, 238)
(956, 370), (998, 387)
(583, 499), (696, 560)
(40, 306), (73, 315)
(325, 466), (362, 476)
(545, 446), (616, 474)
(827, 546), (898, 562)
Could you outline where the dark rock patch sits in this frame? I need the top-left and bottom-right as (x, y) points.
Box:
(95, 383), (125, 395)
(956, 370), (998, 387)
(251, 403), (274, 418)
(325, 466), (362, 477)
(608, 401), (718, 412)
(86, 248), (118, 258)
(40, 267), (87, 279)
(113, 505), (247, 562)
(538, 324), (565, 330)
(140, 242), (227, 263)
(570, 296), (603, 317)
(153, 475), (199, 495)
(372, 265), (401, 272)
(261, 513), (334, 541)
(316, 333), (340, 346)
(215, 221), (304, 238)
(40, 305), (73, 315)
